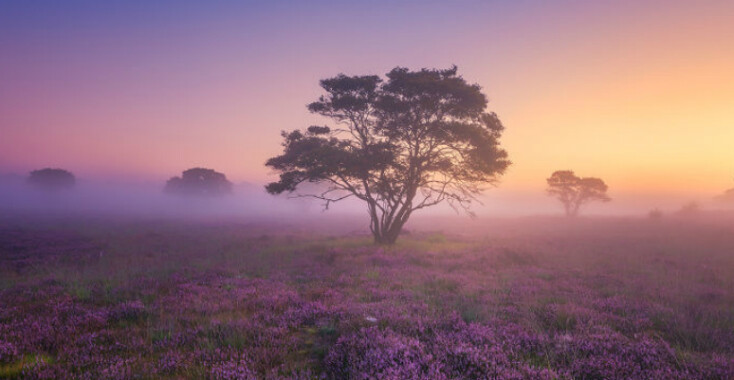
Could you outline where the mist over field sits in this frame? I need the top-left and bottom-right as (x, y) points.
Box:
(2, 0), (734, 379)
(2, 173), (730, 220)
(2, 172), (734, 379)
(0, 176), (306, 219)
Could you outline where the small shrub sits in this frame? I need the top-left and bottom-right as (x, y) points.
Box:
(108, 300), (146, 323)
(676, 202), (701, 217)
(648, 208), (663, 220)
(0, 342), (19, 364)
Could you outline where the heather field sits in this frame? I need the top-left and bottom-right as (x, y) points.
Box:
(1, 215), (733, 379)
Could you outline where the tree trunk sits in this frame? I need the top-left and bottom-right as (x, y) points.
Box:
(373, 233), (397, 245)
(371, 217), (405, 245)
(368, 190), (414, 245)
(570, 201), (581, 217)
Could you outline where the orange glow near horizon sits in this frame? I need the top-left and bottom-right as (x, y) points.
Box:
(1, 1), (733, 204)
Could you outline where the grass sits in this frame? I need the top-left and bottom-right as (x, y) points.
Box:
(1, 215), (733, 378)
(0, 354), (54, 379)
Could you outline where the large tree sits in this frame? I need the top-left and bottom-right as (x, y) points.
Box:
(266, 66), (510, 244)
(546, 170), (611, 217)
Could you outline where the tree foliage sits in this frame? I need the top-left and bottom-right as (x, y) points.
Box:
(266, 66), (510, 244)
(546, 170), (610, 217)
(27, 168), (75, 191)
(165, 168), (233, 197)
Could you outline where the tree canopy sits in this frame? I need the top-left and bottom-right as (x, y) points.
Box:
(165, 168), (233, 197)
(266, 66), (510, 244)
(546, 170), (610, 217)
(27, 168), (75, 191)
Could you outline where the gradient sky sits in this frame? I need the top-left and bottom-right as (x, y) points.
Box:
(2, 0), (733, 205)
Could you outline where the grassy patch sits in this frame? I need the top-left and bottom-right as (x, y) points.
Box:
(0, 354), (54, 379)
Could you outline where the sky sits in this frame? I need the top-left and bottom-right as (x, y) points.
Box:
(1, 0), (733, 213)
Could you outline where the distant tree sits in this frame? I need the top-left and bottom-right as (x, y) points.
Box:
(716, 188), (734, 202)
(27, 168), (75, 191)
(546, 170), (611, 217)
(165, 168), (232, 197)
(648, 208), (663, 220)
(676, 201), (700, 217)
(265, 66), (510, 244)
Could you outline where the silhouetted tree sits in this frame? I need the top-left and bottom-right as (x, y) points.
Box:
(165, 168), (232, 197)
(266, 66), (510, 244)
(546, 170), (610, 217)
(648, 208), (663, 220)
(716, 188), (734, 202)
(27, 168), (75, 191)
(676, 201), (700, 217)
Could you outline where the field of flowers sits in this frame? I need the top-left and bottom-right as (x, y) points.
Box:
(1, 216), (733, 379)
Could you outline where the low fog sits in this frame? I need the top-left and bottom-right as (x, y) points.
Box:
(0, 174), (308, 219)
(2, 172), (732, 225)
